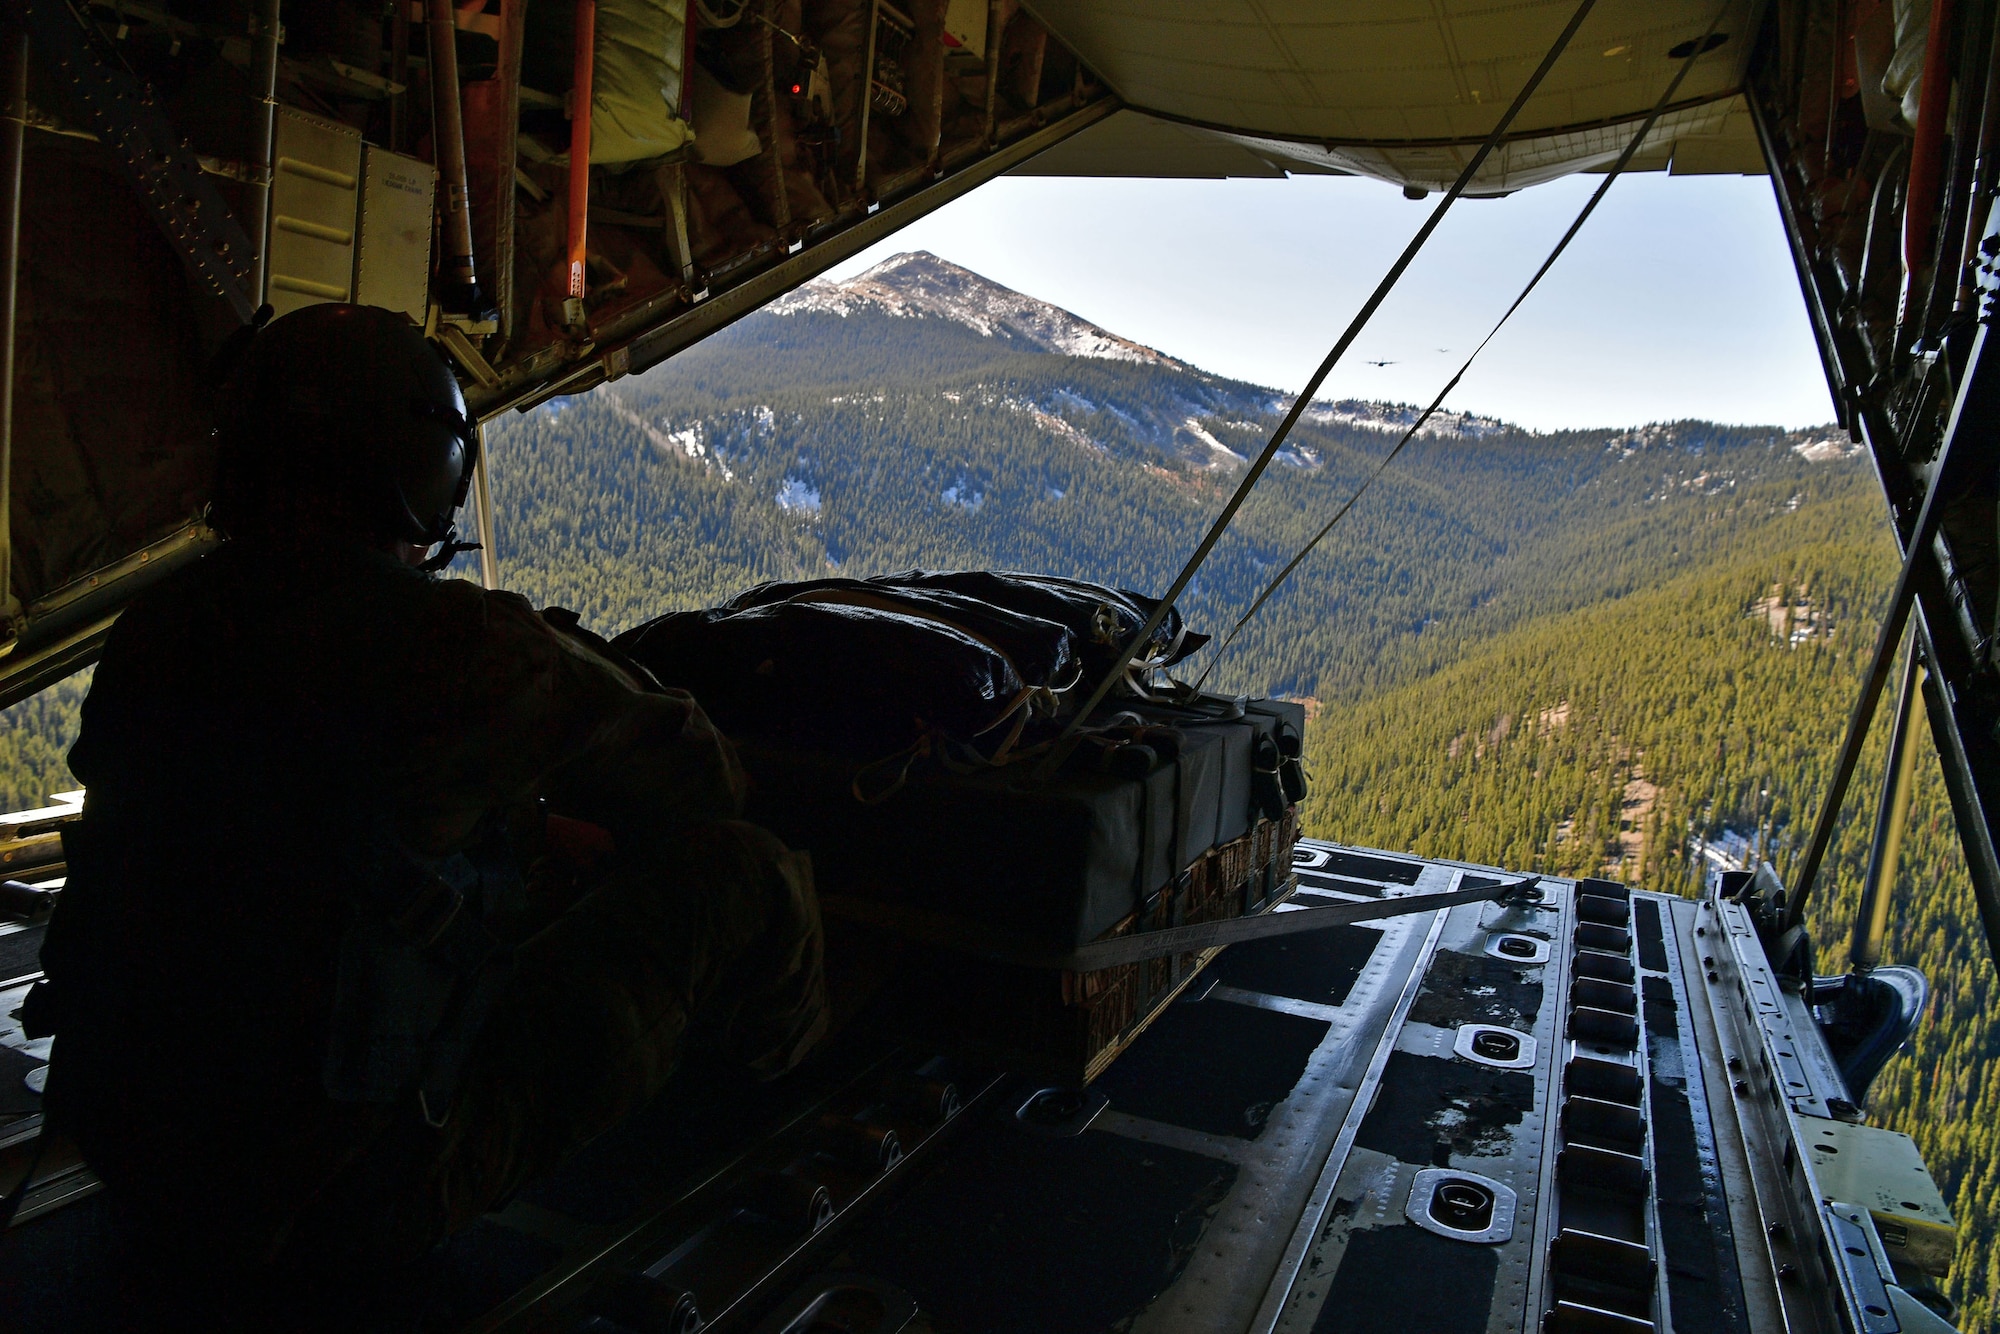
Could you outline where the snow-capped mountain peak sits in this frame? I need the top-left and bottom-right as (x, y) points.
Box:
(768, 251), (1185, 368)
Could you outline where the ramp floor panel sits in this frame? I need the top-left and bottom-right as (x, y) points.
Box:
(0, 842), (1917, 1334)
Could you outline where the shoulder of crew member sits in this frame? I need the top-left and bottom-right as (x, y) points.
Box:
(391, 575), (748, 848)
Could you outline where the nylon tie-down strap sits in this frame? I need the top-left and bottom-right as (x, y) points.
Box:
(820, 873), (1541, 972)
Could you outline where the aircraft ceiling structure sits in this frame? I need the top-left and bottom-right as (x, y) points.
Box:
(1015, 0), (1769, 185)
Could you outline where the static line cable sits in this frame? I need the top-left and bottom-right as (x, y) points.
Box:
(1195, 0), (1733, 687)
(1035, 0), (1602, 776)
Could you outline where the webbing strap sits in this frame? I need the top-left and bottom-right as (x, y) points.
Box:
(820, 872), (1540, 972)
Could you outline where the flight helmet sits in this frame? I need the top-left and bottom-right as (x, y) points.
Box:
(211, 304), (478, 554)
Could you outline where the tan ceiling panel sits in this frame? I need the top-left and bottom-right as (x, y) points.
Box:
(1231, 20), (1454, 73)
(1245, 95), (1754, 191)
(1011, 109), (1312, 178)
(1022, 0), (1755, 190)
(1095, 25), (1293, 66)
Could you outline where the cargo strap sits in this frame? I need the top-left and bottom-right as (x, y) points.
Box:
(821, 873), (1541, 972)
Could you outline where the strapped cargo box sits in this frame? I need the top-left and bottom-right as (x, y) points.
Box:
(736, 695), (1306, 1082)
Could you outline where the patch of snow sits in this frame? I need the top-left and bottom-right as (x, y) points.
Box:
(666, 424), (705, 459)
(768, 252), (1186, 368)
(1101, 401), (1145, 435)
(1792, 435), (1863, 462)
(1177, 417), (1244, 463)
(1294, 397), (1506, 439)
(610, 400), (733, 479)
(1689, 825), (1766, 890)
(1004, 397), (1103, 452)
(941, 481), (985, 511)
(775, 477), (821, 515)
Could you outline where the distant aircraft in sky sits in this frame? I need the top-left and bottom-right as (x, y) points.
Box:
(1365, 358), (1398, 367)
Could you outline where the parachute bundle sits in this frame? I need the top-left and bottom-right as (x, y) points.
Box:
(609, 569), (1310, 1081)
(613, 570), (1212, 792)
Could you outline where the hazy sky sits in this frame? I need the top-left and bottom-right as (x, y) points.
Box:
(822, 169), (1838, 434)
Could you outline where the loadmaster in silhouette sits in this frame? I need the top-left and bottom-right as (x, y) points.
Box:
(30, 304), (827, 1323)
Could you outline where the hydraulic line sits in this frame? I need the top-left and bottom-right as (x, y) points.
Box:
(428, 0), (489, 317)
(567, 0), (597, 325)
(1196, 0), (1734, 686)
(1036, 0), (1602, 775)
(1902, 0), (1959, 330)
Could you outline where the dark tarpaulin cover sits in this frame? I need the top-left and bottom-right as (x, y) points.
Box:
(867, 570), (1208, 678)
(613, 599), (1028, 754)
(723, 578), (1077, 688)
(732, 571), (1209, 684)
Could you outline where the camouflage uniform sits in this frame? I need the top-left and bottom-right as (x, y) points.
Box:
(40, 538), (826, 1302)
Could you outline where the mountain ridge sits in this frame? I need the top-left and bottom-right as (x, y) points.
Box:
(770, 251), (1187, 369)
(763, 249), (1850, 452)
(539, 252), (1873, 708)
(639, 257), (1851, 484)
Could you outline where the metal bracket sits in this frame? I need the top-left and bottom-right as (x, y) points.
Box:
(436, 322), (501, 390)
(1825, 1203), (1902, 1334)
(1715, 896), (1846, 1118)
(26, 0), (255, 320)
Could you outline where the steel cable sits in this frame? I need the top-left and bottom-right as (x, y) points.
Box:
(1036, 0), (1603, 774)
(1196, 0), (1737, 689)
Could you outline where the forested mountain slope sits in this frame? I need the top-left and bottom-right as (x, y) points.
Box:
(0, 251), (1992, 1325)
(490, 252), (1863, 705)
